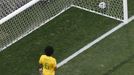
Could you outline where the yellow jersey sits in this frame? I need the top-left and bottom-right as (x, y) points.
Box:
(39, 55), (57, 75)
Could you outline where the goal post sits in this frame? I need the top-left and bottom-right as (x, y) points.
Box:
(123, 0), (128, 22)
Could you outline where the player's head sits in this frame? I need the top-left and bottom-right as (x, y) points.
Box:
(44, 46), (54, 56)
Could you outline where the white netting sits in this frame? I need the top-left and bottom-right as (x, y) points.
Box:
(0, 0), (128, 51)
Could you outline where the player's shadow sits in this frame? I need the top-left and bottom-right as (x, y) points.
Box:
(103, 54), (134, 75)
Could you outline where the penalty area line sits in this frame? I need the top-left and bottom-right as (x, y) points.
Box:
(57, 16), (134, 68)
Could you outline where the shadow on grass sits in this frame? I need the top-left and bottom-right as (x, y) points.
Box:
(103, 54), (134, 75)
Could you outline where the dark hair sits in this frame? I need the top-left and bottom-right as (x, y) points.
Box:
(44, 46), (54, 56)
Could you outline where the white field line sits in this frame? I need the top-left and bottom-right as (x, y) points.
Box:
(57, 16), (134, 68)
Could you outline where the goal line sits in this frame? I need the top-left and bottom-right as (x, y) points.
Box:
(57, 16), (134, 68)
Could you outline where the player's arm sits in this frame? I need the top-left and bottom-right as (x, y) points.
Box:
(39, 55), (43, 75)
(39, 64), (43, 75)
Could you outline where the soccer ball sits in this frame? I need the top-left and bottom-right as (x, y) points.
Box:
(98, 2), (106, 9)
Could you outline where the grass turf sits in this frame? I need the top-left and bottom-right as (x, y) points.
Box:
(0, 0), (134, 74)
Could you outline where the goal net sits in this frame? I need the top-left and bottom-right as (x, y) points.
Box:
(73, 0), (128, 22)
(0, 0), (128, 51)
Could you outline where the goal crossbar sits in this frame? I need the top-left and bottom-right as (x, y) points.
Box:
(0, 0), (40, 25)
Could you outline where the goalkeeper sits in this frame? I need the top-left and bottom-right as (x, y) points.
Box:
(39, 46), (57, 75)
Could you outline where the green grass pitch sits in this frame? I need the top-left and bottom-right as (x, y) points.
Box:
(0, 0), (134, 75)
